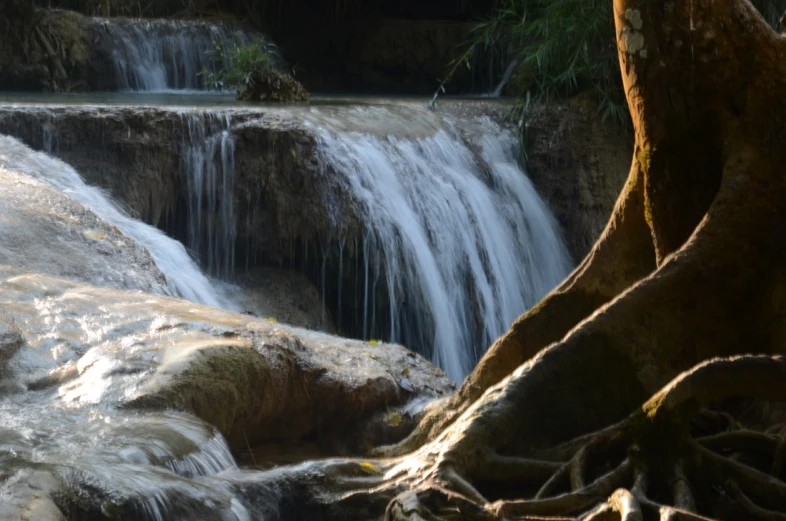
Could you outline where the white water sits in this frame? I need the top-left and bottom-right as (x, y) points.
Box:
(0, 102), (574, 517)
(0, 100), (571, 381)
(182, 113), (237, 278)
(315, 119), (571, 381)
(0, 134), (231, 308)
(92, 19), (265, 92)
(491, 60), (518, 97)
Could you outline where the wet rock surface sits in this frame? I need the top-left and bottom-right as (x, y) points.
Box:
(0, 319), (23, 365)
(0, 105), (348, 255)
(0, 98), (621, 264)
(523, 97), (632, 260)
(0, 266), (454, 518)
(0, 135), (170, 294)
(0, 99), (627, 371)
(232, 267), (336, 332)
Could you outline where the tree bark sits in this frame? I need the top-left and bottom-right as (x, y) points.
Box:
(376, 0), (786, 458)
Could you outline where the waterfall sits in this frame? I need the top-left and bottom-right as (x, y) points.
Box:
(181, 113), (237, 278)
(491, 60), (518, 97)
(0, 103), (571, 381)
(91, 19), (267, 92)
(0, 134), (232, 309)
(314, 120), (572, 382)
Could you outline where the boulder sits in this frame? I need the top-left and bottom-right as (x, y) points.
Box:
(237, 69), (310, 102)
(0, 319), (23, 365)
(0, 264), (453, 517)
(0, 266), (454, 453)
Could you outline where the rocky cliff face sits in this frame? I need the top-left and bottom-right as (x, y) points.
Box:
(0, 10), (268, 93)
(0, 97), (630, 277)
(0, 106), (351, 252)
(523, 98), (633, 261)
(0, 9), (93, 91)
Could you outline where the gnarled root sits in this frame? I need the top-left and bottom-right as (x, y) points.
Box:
(228, 356), (786, 521)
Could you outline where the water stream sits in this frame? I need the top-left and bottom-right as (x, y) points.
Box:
(0, 98), (571, 381)
(0, 134), (232, 309)
(181, 113), (237, 279)
(89, 18), (267, 92)
(0, 12), (581, 517)
(313, 117), (570, 381)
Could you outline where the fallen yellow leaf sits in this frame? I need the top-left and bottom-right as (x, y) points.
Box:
(83, 231), (105, 240)
(358, 461), (382, 475)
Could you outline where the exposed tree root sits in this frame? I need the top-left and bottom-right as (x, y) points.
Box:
(341, 1), (786, 521)
(218, 356), (786, 521)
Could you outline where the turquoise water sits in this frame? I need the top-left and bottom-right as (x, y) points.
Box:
(0, 91), (509, 108)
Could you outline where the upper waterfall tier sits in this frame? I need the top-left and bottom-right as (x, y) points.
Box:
(88, 18), (273, 92)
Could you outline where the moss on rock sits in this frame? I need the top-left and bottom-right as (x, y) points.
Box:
(237, 69), (310, 102)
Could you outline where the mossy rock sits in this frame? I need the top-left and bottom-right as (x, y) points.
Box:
(237, 69), (309, 102)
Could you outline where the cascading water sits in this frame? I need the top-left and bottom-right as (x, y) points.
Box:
(0, 100), (577, 518)
(0, 134), (232, 309)
(0, 101), (572, 381)
(91, 19), (266, 92)
(181, 113), (237, 279)
(313, 118), (572, 382)
(491, 60), (518, 97)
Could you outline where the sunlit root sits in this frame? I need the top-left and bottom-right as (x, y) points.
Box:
(232, 356), (786, 521)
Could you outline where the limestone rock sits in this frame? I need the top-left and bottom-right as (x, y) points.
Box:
(0, 266), (454, 452)
(523, 96), (632, 260)
(0, 264), (453, 516)
(0, 9), (91, 92)
(0, 470), (65, 521)
(0, 135), (169, 295)
(237, 69), (310, 102)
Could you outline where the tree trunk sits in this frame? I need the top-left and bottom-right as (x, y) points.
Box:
(57, 1), (786, 520)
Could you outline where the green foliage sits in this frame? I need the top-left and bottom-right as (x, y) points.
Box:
(203, 38), (272, 90)
(435, 0), (786, 128)
(432, 0), (625, 126)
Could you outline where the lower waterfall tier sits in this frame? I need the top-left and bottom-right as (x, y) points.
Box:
(0, 100), (573, 381)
